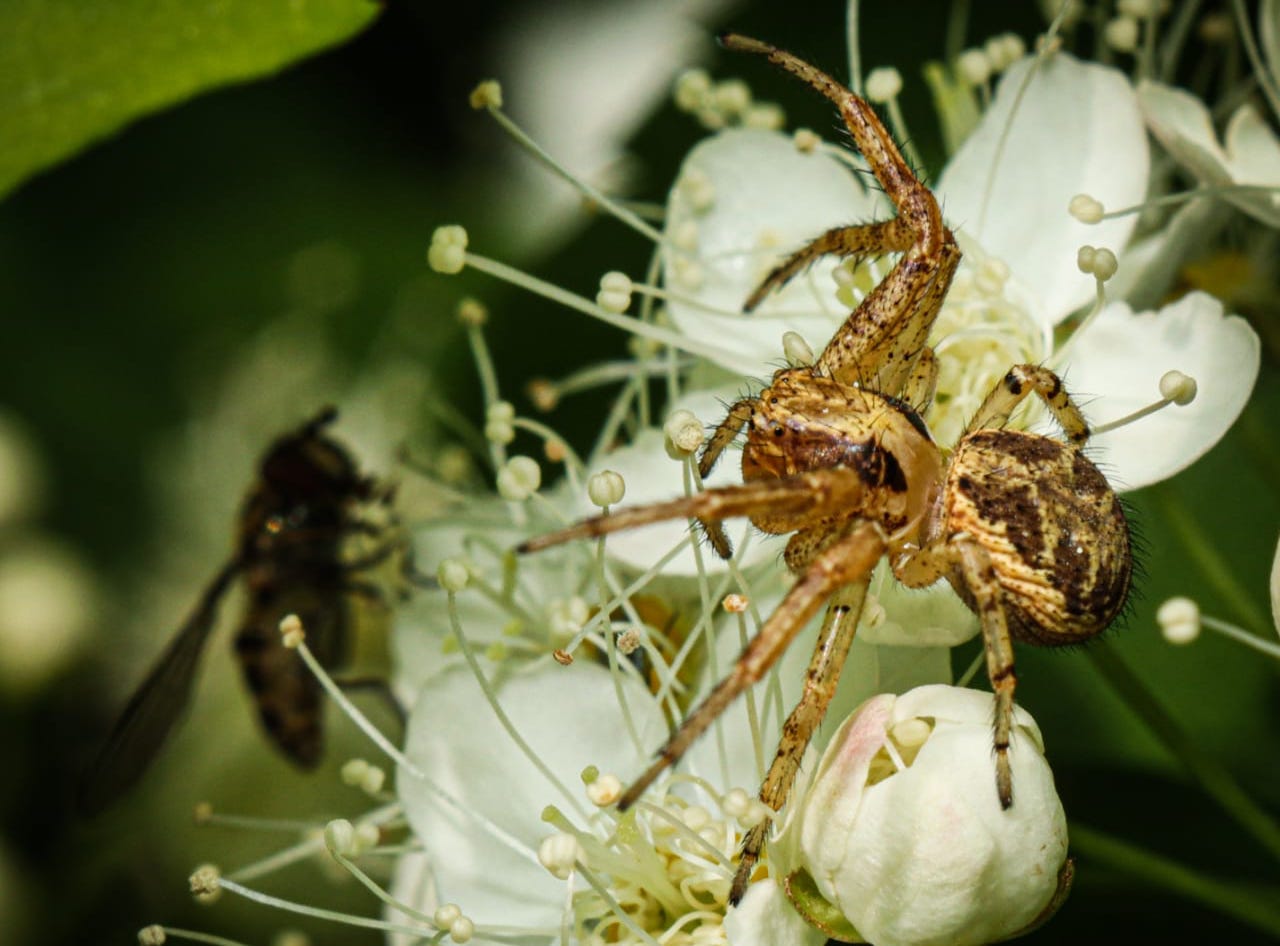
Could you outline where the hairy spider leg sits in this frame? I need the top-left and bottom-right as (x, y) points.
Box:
(729, 577), (869, 903)
(719, 33), (959, 396)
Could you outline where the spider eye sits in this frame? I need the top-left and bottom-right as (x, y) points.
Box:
(772, 426), (785, 437)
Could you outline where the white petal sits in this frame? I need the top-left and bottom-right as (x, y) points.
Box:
(1271, 531), (1280, 635)
(663, 128), (880, 376)
(1140, 81), (1280, 226)
(397, 663), (665, 927)
(796, 686), (1066, 946)
(725, 877), (827, 946)
(1222, 105), (1280, 225)
(940, 54), (1147, 326)
(861, 561), (977, 646)
(1058, 292), (1259, 490)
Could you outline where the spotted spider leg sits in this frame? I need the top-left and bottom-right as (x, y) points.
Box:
(718, 34), (960, 399)
(896, 364), (1099, 808)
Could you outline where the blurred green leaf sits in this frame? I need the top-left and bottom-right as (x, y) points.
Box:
(0, 0), (379, 199)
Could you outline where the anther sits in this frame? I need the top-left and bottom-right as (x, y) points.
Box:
(138, 926), (166, 945)
(1157, 596), (1201, 645)
(324, 818), (357, 857)
(587, 773), (623, 806)
(793, 128), (821, 153)
(783, 331), (815, 367)
(956, 48), (993, 87)
(526, 378), (558, 412)
(722, 593), (749, 613)
(673, 69), (712, 112)
(437, 558), (471, 593)
(865, 67), (904, 104)
(450, 916), (475, 944)
(456, 297), (488, 326)
(617, 627), (641, 654)
(1104, 16), (1140, 53)
(497, 455), (542, 501)
(664, 409), (705, 458)
(469, 80), (503, 110)
(744, 102), (785, 130)
(428, 225), (468, 274)
(1068, 194), (1105, 224)
(1159, 370), (1197, 406)
(538, 832), (586, 879)
(434, 904), (462, 928)
(713, 79), (752, 117)
(596, 271), (634, 313)
(192, 801), (213, 824)
(279, 613), (304, 649)
(189, 864), (223, 903)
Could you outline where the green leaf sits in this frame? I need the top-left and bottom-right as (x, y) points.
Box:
(0, 0), (379, 199)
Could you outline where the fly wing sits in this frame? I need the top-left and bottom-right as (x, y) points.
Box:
(79, 560), (240, 814)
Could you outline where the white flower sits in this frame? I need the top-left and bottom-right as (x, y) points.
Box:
(773, 685), (1069, 946)
(1136, 81), (1280, 228)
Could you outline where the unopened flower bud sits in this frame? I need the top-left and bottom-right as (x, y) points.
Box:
(1105, 16), (1140, 53)
(324, 818), (356, 856)
(957, 48), (993, 86)
(437, 558), (471, 592)
(777, 685), (1068, 946)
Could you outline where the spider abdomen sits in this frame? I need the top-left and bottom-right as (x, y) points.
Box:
(944, 429), (1131, 645)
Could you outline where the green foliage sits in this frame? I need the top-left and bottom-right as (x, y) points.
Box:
(0, 0), (379, 198)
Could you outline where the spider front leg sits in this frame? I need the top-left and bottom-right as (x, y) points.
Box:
(616, 520), (887, 811)
(696, 397), (756, 558)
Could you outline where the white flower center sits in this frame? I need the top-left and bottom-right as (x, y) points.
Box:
(552, 777), (762, 945)
(929, 245), (1047, 445)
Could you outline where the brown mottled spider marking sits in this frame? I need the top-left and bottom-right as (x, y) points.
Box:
(519, 35), (1131, 903)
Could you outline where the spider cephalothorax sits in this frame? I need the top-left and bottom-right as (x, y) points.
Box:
(520, 33), (1131, 902)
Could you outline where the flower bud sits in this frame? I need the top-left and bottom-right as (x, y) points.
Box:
(776, 685), (1069, 946)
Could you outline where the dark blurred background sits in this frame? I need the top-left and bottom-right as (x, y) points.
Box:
(1, 1), (1277, 943)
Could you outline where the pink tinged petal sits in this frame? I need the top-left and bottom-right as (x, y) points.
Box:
(939, 54), (1148, 327)
(663, 128), (881, 376)
(725, 878), (827, 946)
(1058, 292), (1259, 490)
(795, 685), (1066, 946)
(397, 664), (666, 928)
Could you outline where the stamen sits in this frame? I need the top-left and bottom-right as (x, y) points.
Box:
(1092, 370), (1198, 435)
(434, 241), (739, 364)
(793, 128), (822, 153)
(192, 803), (316, 834)
(1091, 184), (1280, 221)
(138, 926), (249, 946)
(866, 65), (924, 170)
(475, 94), (666, 247)
(1160, 595), (1280, 658)
(212, 875), (444, 940)
(280, 616), (425, 780)
(445, 591), (587, 818)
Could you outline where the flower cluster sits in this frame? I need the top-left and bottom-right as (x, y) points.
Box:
(152, 3), (1277, 945)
